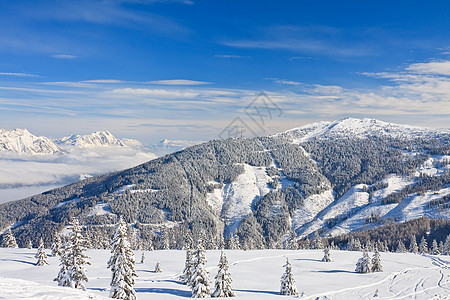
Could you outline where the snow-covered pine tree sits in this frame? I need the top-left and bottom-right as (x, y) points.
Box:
(439, 241), (444, 255)
(310, 231), (323, 249)
(190, 239), (211, 298)
(107, 216), (138, 300)
(355, 249), (372, 273)
(35, 238), (49, 266)
(155, 262), (162, 273)
(212, 250), (234, 297)
(51, 232), (62, 256)
(27, 240), (33, 249)
(54, 219), (91, 290)
(396, 240), (407, 253)
(183, 231), (194, 250)
(139, 251), (145, 265)
(444, 235), (450, 255)
(280, 258), (299, 296)
(181, 249), (194, 285)
(160, 227), (170, 250)
(431, 240), (440, 255)
(2, 228), (18, 248)
(69, 219), (91, 290)
(419, 236), (428, 254)
(409, 236), (419, 254)
(353, 238), (362, 251)
(322, 247), (332, 262)
(371, 247), (382, 272)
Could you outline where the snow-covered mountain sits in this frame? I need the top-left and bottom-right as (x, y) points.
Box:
(1, 118), (448, 249)
(0, 129), (61, 155)
(0, 129), (157, 204)
(56, 131), (126, 148)
(147, 138), (205, 156)
(278, 117), (450, 143)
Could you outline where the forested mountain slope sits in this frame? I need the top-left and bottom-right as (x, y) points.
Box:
(1, 118), (449, 249)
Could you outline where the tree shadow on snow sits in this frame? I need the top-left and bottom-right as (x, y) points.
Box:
(293, 258), (323, 263)
(314, 269), (354, 274)
(234, 289), (279, 295)
(0, 258), (35, 265)
(135, 287), (191, 297)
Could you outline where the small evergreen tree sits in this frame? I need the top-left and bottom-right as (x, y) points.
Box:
(444, 235), (450, 255)
(212, 250), (234, 297)
(371, 247), (382, 272)
(355, 249), (372, 273)
(431, 240), (440, 255)
(35, 238), (49, 266)
(2, 228), (18, 248)
(27, 240), (33, 249)
(54, 219), (91, 290)
(280, 258), (298, 296)
(51, 232), (62, 256)
(181, 249), (194, 285)
(409, 236), (419, 254)
(322, 247), (332, 262)
(396, 240), (407, 253)
(141, 250), (145, 264)
(190, 240), (211, 298)
(108, 216), (138, 300)
(419, 236), (428, 254)
(155, 262), (162, 273)
(310, 231), (323, 250)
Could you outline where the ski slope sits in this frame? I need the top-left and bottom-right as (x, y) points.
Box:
(0, 248), (448, 299)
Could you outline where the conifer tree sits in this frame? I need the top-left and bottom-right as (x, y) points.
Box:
(54, 219), (91, 290)
(107, 216), (138, 300)
(141, 250), (145, 264)
(311, 231), (323, 249)
(419, 236), (428, 254)
(353, 238), (362, 251)
(51, 232), (62, 256)
(35, 238), (49, 266)
(2, 228), (18, 248)
(355, 249), (372, 273)
(444, 235), (450, 255)
(431, 240), (440, 255)
(371, 247), (382, 272)
(27, 240), (33, 249)
(181, 249), (194, 285)
(190, 240), (211, 298)
(322, 247), (332, 262)
(280, 258), (298, 296)
(409, 236), (419, 254)
(439, 241), (444, 255)
(212, 250), (234, 297)
(155, 262), (162, 273)
(396, 240), (407, 253)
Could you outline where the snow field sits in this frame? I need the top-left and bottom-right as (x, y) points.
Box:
(0, 248), (449, 299)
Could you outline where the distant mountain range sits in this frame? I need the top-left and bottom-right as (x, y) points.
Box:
(0, 118), (449, 250)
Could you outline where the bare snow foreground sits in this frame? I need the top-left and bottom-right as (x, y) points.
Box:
(0, 248), (449, 299)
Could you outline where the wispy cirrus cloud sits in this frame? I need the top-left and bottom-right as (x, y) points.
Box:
(51, 54), (79, 59)
(0, 72), (40, 78)
(223, 25), (377, 57)
(214, 54), (250, 59)
(148, 79), (212, 85)
(265, 78), (302, 86)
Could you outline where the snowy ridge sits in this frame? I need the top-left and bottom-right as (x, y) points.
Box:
(0, 128), (61, 155)
(56, 130), (126, 148)
(147, 138), (205, 156)
(278, 117), (450, 143)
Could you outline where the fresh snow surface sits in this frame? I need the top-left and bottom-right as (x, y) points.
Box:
(206, 164), (272, 235)
(0, 248), (449, 299)
(292, 190), (335, 235)
(87, 202), (113, 217)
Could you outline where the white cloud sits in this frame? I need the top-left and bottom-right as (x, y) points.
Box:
(148, 79), (212, 85)
(82, 79), (127, 83)
(0, 72), (40, 77)
(51, 54), (79, 59)
(214, 54), (250, 59)
(110, 87), (199, 98)
(406, 60), (450, 76)
(265, 78), (302, 86)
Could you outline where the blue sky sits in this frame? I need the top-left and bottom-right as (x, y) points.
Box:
(0, 0), (449, 144)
